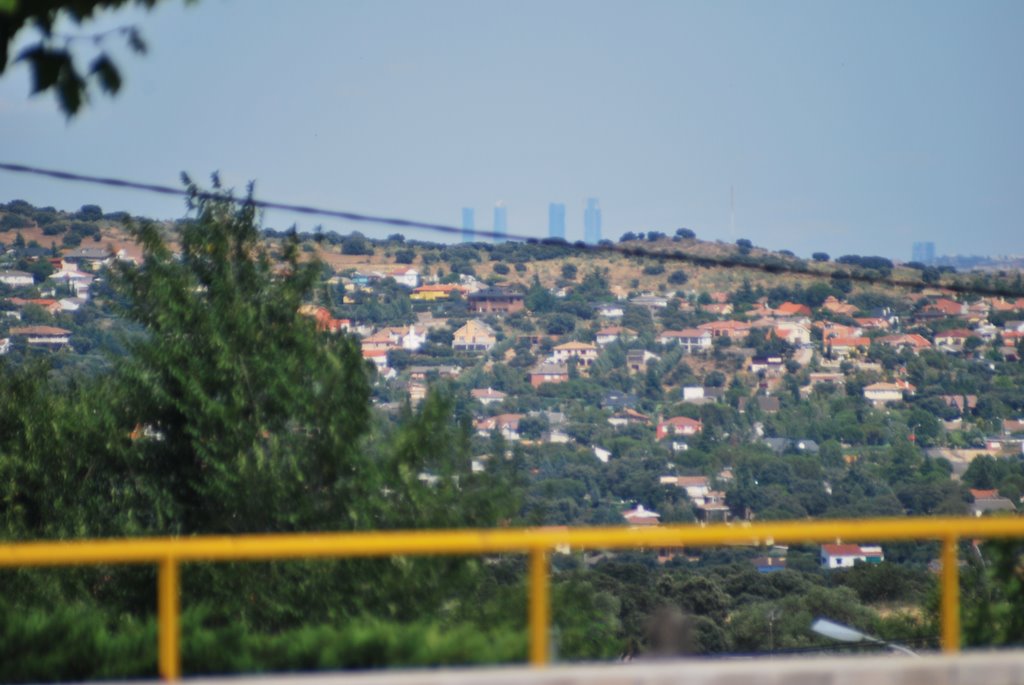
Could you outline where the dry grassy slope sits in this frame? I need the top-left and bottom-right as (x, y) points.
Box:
(311, 235), (924, 300)
(0, 226), (144, 261)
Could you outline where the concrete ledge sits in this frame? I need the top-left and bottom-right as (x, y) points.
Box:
(171, 650), (1024, 685)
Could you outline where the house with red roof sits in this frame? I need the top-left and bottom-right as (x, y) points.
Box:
(10, 325), (72, 347)
(775, 302), (812, 318)
(854, 317), (890, 331)
(595, 326), (637, 347)
(821, 296), (858, 316)
(474, 414), (524, 441)
(7, 297), (61, 315)
(471, 388), (507, 405)
(820, 323), (862, 341)
(698, 320), (751, 338)
(820, 544), (884, 569)
(656, 416), (703, 440)
(773, 322), (811, 345)
(826, 336), (871, 358)
(878, 333), (932, 353)
(931, 298), (967, 316)
(934, 328), (977, 351)
(361, 348), (389, 372)
(622, 504), (660, 527)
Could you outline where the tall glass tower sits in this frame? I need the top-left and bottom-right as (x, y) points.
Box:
(461, 208), (475, 243)
(493, 203), (508, 241)
(548, 203), (566, 240)
(911, 241), (935, 265)
(584, 198), (602, 244)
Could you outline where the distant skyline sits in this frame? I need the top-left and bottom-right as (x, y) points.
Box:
(912, 241), (936, 265)
(493, 203), (508, 239)
(549, 203), (566, 240)
(584, 198), (602, 244)
(1, 1), (1023, 259)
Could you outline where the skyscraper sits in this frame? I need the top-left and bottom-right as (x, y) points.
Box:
(584, 198), (602, 244)
(461, 208), (475, 243)
(548, 203), (566, 240)
(493, 202), (508, 241)
(912, 241), (935, 265)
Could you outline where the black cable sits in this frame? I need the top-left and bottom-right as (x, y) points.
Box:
(2, 160), (1023, 300)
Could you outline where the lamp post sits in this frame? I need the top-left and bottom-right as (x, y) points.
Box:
(810, 618), (919, 657)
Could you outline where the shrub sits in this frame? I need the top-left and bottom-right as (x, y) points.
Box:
(77, 204), (103, 221)
(341, 232), (374, 255)
(668, 270), (688, 285)
(394, 249), (416, 264)
(0, 214), (32, 230)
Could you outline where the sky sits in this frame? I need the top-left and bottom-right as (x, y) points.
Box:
(1, 0), (1023, 260)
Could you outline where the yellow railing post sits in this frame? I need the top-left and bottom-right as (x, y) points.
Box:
(528, 547), (550, 667)
(158, 557), (181, 680)
(4, 517), (1024, 671)
(941, 535), (960, 653)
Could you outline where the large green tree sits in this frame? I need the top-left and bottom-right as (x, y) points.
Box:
(113, 180), (375, 534)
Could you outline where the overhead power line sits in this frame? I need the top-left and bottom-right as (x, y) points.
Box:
(1, 160), (1022, 300)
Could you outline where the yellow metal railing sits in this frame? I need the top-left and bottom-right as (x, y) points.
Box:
(2, 516), (1024, 679)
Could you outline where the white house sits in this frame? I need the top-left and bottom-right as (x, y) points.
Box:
(662, 475), (711, 502)
(630, 295), (668, 310)
(362, 349), (389, 372)
(774, 322), (812, 346)
(470, 388), (507, 405)
(399, 324), (427, 351)
(682, 386), (705, 401)
(0, 270), (34, 287)
(9, 325), (71, 347)
(595, 326), (637, 347)
(48, 268), (94, 298)
(59, 298), (86, 312)
(552, 341), (599, 366)
(656, 329), (712, 353)
(863, 381), (915, 405)
(820, 544), (884, 569)
(389, 267), (420, 289)
(596, 304), (624, 319)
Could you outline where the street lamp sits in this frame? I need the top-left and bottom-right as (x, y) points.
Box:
(810, 618), (919, 657)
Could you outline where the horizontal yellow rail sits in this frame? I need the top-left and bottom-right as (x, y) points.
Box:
(2, 516), (1023, 679)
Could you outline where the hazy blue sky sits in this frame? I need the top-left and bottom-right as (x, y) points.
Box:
(2, 0), (1022, 259)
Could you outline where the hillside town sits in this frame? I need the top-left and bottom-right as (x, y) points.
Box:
(2, 199), (1024, 660)
(2, 203), (1023, 559)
